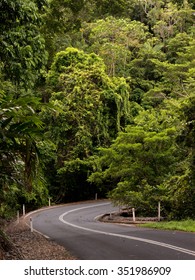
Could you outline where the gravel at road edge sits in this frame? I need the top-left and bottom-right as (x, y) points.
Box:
(1, 219), (77, 260)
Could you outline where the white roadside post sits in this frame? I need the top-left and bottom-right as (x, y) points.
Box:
(158, 201), (161, 222)
(132, 208), (136, 222)
(49, 197), (51, 207)
(17, 210), (20, 224)
(30, 217), (33, 232)
(95, 193), (98, 200)
(22, 204), (25, 216)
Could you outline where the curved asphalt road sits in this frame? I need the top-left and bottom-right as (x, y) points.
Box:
(28, 201), (195, 260)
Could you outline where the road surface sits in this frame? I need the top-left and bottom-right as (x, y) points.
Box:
(28, 201), (195, 260)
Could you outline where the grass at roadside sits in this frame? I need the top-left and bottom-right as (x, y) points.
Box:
(138, 219), (195, 232)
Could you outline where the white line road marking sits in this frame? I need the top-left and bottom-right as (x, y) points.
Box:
(59, 203), (195, 257)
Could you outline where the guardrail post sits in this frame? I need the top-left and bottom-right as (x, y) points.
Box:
(22, 204), (25, 216)
(158, 201), (161, 222)
(132, 208), (136, 222)
(30, 217), (33, 232)
(17, 210), (20, 224)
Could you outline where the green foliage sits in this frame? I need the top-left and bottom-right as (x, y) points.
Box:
(41, 0), (95, 64)
(139, 219), (195, 232)
(164, 170), (195, 219)
(0, 86), (41, 181)
(94, 0), (134, 17)
(40, 1), (195, 217)
(1, 0), (195, 220)
(0, 0), (47, 88)
(0, 80), (48, 216)
(43, 47), (131, 201)
(89, 124), (177, 215)
(165, 94), (195, 219)
(81, 17), (149, 77)
(128, 38), (166, 105)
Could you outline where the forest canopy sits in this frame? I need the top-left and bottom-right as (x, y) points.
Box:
(0, 0), (195, 219)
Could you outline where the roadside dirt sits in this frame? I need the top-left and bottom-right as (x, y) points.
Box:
(100, 211), (160, 224)
(0, 218), (76, 260)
